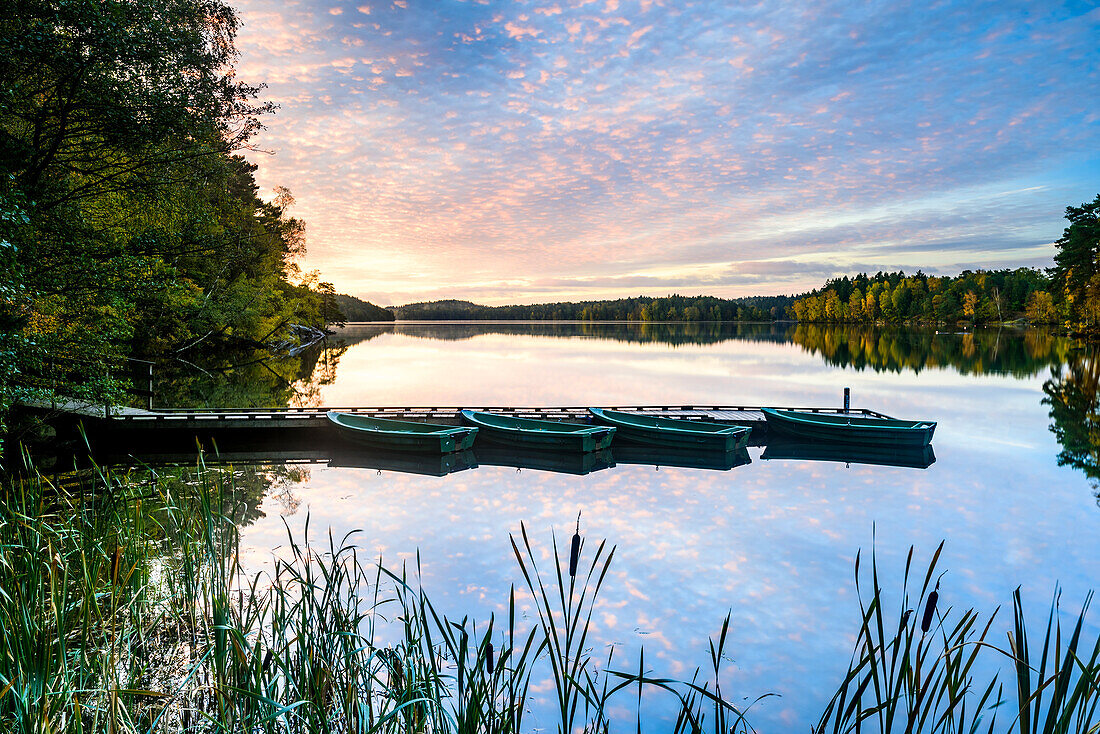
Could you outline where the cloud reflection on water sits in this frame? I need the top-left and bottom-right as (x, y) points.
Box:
(232, 324), (1099, 729)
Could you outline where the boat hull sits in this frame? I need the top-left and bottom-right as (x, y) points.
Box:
(761, 409), (935, 447)
(460, 410), (615, 452)
(589, 408), (751, 450)
(327, 412), (478, 453)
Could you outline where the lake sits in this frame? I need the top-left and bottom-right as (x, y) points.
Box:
(145, 323), (1100, 730)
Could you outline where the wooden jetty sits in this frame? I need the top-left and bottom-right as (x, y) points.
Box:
(88, 404), (891, 435)
(19, 394), (911, 473)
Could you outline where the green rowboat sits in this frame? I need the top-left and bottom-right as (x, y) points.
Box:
(761, 408), (936, 447)
(326, 411), (478, 453)
(589, 408), (751, 451)
(460, 410), (615, 452)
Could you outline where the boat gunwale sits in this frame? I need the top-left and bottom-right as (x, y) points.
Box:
(589, 407), (751, 436)
(762, 408), (935, 431)
(460, 409), (613, 436)
(327, 411), (476, 437)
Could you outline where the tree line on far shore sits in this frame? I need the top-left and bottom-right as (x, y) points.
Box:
(788, 195), (1100, 332)
(388, 295), (789, 321)
(332, 294), (395, 322)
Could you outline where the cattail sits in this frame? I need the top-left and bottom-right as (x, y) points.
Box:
(921, 584), (939, 633)
(111, 545), (122, 583)
(262, 649), (273, 673)
(898, 609), (913, 637)
(569, 512), (582, 577)
(486, 641), (495, 674)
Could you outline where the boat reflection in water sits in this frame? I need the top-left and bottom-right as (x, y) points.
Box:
(472, 444), (616, 476)
(612, 444), (752, 471)
(66, 442), (481, 477)
(48, 429), (933, 480)
(760, 439), (937, 470)
(328, 447), (478, 476)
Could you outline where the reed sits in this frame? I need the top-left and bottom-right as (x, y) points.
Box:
(814, 544), (1100, 734)
(0, 458), (1097, 733)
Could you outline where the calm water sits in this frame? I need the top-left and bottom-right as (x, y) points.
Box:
(171, 324), (1100, 729)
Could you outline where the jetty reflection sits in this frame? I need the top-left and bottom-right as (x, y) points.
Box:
(42, 435), (944, 478)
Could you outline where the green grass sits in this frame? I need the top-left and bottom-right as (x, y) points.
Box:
(0, 458), (1097, 733)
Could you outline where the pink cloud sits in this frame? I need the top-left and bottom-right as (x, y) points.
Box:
(504, 21), (542, 39)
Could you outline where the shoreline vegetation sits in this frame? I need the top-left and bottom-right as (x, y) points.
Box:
(1, 459), (1097, 733)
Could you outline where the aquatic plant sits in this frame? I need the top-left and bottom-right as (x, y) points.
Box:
(0, 458), (1097, 733)
(0, 458), (756, 732)
(815, 544), (1100, 734)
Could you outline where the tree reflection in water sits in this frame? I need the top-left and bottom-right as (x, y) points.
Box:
(155, 339), (349, 409)
(330, 322), (1072, 376)
(1043, 344), (1100, 503)
(786, 324), (1071, 377)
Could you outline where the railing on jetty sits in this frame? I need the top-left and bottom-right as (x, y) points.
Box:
(16, 357), (155, 416)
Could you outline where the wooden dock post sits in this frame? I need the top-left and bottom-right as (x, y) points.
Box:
(144, 361), (153, 410)
(844, 387), (850, 412)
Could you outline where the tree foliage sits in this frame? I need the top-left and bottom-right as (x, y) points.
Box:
(333, 293), (394, 322)
(786, 194), (1100, 331)
(788, 269), (1050, 325)
(1050, 194), (1100, 334)
(0, 0), (325, 431)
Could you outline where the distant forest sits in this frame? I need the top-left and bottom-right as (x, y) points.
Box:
(375, 271), (1050, 325)
(333, 294), (394, 322)
(389, 295), (790, 321)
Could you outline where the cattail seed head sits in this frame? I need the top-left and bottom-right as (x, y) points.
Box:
(569, 533), (580, 577)
(569, 511), (583, 577)
(486, 642), (495, 674)
(921, 588), (939, 633)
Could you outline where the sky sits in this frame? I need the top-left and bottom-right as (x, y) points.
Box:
(232, 0), (1100, 306)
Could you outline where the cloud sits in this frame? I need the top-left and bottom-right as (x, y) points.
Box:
(231, 0), (1100, 303)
